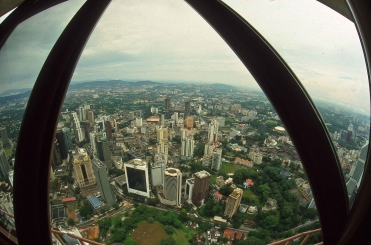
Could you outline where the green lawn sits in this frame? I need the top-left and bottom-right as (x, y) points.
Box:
(173, 228), (193, 245)
(221, 162), (242, 174)
(131, 223), (167, 245)
(265, 119), (278, 126)
(66, 202), (78, 212)
(243, 189), (260, 204)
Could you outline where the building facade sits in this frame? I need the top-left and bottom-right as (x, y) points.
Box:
(224, 188), (243, 218)
(163, 168), (182, 206)
(92, 158), (116, 207)
(211, 148), (222, 171)
(124, 159), (150, 198)
(192, 170), (211, 207)
(73, 148), (96, 188)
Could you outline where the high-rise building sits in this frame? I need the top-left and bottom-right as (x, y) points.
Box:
(204, 143), (215, 157)
(56, 128), (71, 160)
(184, 100), (191, 119)
(157, 142), (169, 155)
(151, 155), (166, 187)
(185, 178), (195, 201)
(81, 121), (91, 141)
(92, 158), (116, 207)
(157, 127), (168, 142)
(0, 149), (10, 179)
(90, 132), (97, 154)
(0, 127), (10, 148)
(128, 112), (135, 120)
(78, 106), (85, 122)
(192, 170), (210, 207)
(174, 112), (179, 123)
(224, 188), (243, 218)
(207, 119), (219, 143)
(161, 114), (165, 127)
(163, 168), (182, 206)
(97, 136), (111, 163)
(87, 111), (95, 127)
(211, 148), (222, 171)
(136, 110), (143, 118)
(136, 117), (142, 127)
(185, 116), (194, 129)
(52, 139), (62, 171)
(71, 112), (85, 143)
(181, 135), (194, 160)
(73, 148), (96, 188)
(164, 97), (171, 111)
(105, 121), (112, 139)
(124, 159), (150, 198)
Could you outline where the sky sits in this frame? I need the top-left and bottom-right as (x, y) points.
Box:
(0, 0), (369, 115)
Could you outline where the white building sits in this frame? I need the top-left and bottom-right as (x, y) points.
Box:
(208, 119), (219, 143)
(163, 168), (182, 206)
(211, 148), (222, 171)
(124, 159), (150, 198)
(185, 178), (195, 201)
(181, 135), (194, 160)
(248, 151), (263, 164)
(136, 117), (143, 127)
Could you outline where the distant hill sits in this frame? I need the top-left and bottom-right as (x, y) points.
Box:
(208, 83), (236, 90)
(0, 88), (31, 97)
(69, 80), (161, 89)
(0, 90), (31, 104)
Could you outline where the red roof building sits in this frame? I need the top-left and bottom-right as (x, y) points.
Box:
(61, 197), (76, 203)
(235, 231), (243, 240)
(223, 229), (235, 240)
(246, 179), (254, 186)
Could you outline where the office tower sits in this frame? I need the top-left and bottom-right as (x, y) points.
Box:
(51, 139), (62, 171)
(174, 112), (179, 123)
(128, 112), (135, 120)
(163, 168), (182, 206)
(55, 128), (70, 159)
(73, 148), (96, 188)
(160, 114), (165, 127)
(224, 188), (243, 218)
(124, 159), (150, 197)
(164, 97), (171, 111)
(184, 100), (191, 119)
(81, 121), (91, 141)
(185, 178), (195, 201)
(97, 136), (111, 163)
(181, 135), (194, 160)
(202, 155), (212, 167)
(87, 111), (95, 127)
(92, 158), (116, 207)
(0, 149), (10, 179)
(136, 110), (142, 118)
(90, 132), (97, 154)
(105, 121), (112, 139)
(136, 117), (142, 127)
(211, 148), (222, 171)
(185, 116), (194, 129)
(151, 158), (166, 187)
(157, 142), (169, 155)
(207, 119), (219, 143)
(347, 143), (368, 205)
(96, 120), (105, 131)
(0, 127), (10, 148)
(192, 170), (210, 207)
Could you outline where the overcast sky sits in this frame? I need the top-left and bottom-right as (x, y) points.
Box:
(0, 0), (369, 115)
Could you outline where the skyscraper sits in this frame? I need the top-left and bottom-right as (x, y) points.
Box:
(164, 97), (171, 111)
(181, 135), (194, 160)
(0, 149), (10, 178)
(207, 119), (219, 143)
(136, 117), (142, 127)
(163, 168), (182, 206)
(71, 112), (84, 142)
(185, 116), (194, 129)
(105, 120), (112, 140)
(157, 127), (168, 155)
(151, 154), (166, 187)
(87, 111), (95, 127)
(0, 127), (10, 148)
(211, 148), (222, 171)
(224, 188), (243, 218)
(97, 136), (111, 163)
(52, 139), (62, 171)
(124, 159), (150, 198)
(81, 121), (91, 141)
(161, 114), (165, 127)
(192, 170), (210, 207)
(92, 158), (116, 207)
(56, 128), (69, 160)
(184, 100), (191, 119)
(73, 148), (96, 188)
(185, 178), (194, 201)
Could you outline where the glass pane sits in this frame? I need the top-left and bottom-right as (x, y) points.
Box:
(56, 1), (322, 244)
(223, 0), (369, 210)
(0, 0), (85, 240)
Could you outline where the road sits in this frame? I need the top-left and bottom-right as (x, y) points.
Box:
(76, 205), (130, 228)
(288, 219), (319, 231)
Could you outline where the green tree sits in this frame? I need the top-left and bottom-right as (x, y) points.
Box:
(74, 187), (81, 195)
(235, 236), (265, 245)
(67, 218), (75, 226)
(160, 237), (176, 245)
(113, 203), (119, 209)
(124, 237), (138, 245)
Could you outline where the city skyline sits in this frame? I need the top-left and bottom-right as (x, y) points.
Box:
(0, 0), (369, 116)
